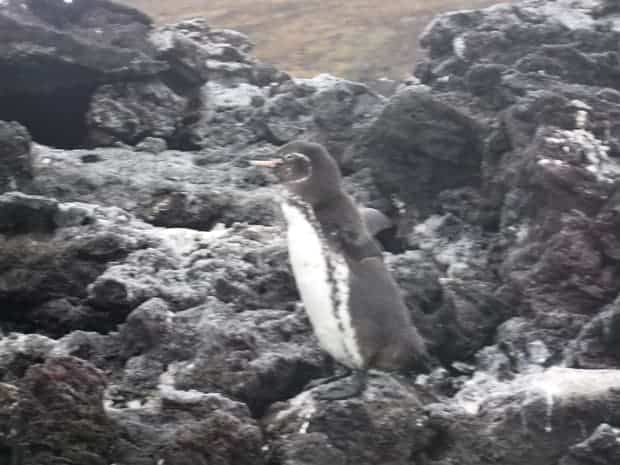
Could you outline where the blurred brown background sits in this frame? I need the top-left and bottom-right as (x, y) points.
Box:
(121, 0), (506, 80)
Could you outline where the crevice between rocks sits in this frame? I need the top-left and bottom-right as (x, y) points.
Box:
(0, 84), (96, 149)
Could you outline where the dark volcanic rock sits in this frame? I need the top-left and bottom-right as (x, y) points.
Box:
(0, 342), (268, 465)
(136, 136), (168, 153)
(107, 388), (265, 465)
(267, 432), (347, 465)
(0, 0), (171, 148)
(411, 0), (620, 365)
(0, 191), (58, 234)
(0, 121), (32, 192)
(27, 144), (280, 229)
(495, 135), (620, 356)
(87, 79), (188, 146)
(264, 374), (434, 465)
(0, 194), (146, 333)
(150, 27), (211, 88)
(0, 382), (19, 461)
(2, 0), (620, 463)
(560, 423), (620, 465)
(566, 296), (620, 369)
(0, 333), (55, 382)
(0, 0), (381, 151)
(0, 192), (304, 339)
(157, 18), (255, 58)
(428, 368), (620, 465)
(354, 88), (484, 219)
(384, 212), (509, 362)
(147, 302), (325, 416)
(0, 200), (119, 333)
(0, 0), (219, 149)
(417, 0), (620, 92)
(183, 74), (382, 154)
(0, 0), (161, 96)
(11, 356), (116, 465)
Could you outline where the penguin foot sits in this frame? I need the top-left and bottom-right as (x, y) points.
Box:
(314, 369), (368, 400)
(304, 369), (352, 390)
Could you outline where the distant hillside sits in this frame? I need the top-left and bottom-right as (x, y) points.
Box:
(120, 0), (505, 80)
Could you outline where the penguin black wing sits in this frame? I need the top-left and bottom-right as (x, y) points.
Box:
(315, 195), (386, 261)
(326, 220), (384, 262)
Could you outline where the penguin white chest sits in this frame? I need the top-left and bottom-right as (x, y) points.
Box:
(280, 202), (364, 369)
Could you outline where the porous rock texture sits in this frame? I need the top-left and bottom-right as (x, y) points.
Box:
(0, 0), (619, 464)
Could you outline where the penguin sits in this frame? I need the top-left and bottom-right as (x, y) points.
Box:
(251, 141), (430, 400)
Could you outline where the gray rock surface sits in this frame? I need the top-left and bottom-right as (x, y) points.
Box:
(86, 79), (189, 146)
(427, 367), (620, 465)
(560, 423), (620, 465)
(0, 0), (620, 464)
(10, 356), (116, 465)
(26, 143), (279, 228)
(0, 121), (32, 193)
(264, 374), (434, 465)
(0, 0), (162, 96)
(136, 136), (168, 154)
(182, 74), (383, 154)
(354, 88), (484, 218)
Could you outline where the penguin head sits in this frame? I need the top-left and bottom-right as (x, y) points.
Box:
(274, 151), (313, 184)
(250, 141), (342, 206)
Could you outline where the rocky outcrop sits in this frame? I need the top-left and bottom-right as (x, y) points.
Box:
(354, 89), (484, 218)
(178, 73), (383, 155)
(560, 423), (620, 465)
(107, 384), (265, 465)
(26, 143), (280, 228)
(427, 367), (620, 465)
(566, 295), (620, 369)
(10, 356), (116, 465)
(0, 0), (165, 148)
(0, 121), (32, 193)
(264, 374), (434, 465)
(0, 0), (160, 96)
(0, 0), (620, 464)
(86, 79), (190, 147)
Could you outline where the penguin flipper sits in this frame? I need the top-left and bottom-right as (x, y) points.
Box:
(361, 208), (393, 237)
(319, 206), (386, 261)
(333, 227), (384, 262)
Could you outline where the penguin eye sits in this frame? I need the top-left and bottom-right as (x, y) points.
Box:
(286, 152), (305, 160)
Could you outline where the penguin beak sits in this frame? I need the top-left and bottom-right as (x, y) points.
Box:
(249, 159), (283, 169)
